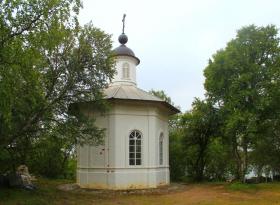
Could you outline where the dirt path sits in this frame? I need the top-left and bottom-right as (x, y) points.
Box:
(93, 184), (280, 205)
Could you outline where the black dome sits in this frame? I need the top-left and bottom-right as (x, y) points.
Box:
(113, 45), (140, 65)
(114, 45), (135, 56)
(118, 34), (128, 44)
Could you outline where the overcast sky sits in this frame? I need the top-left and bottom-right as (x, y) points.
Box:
(79, 0), (280, 112)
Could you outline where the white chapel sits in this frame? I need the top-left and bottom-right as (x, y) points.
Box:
(76, 17), (180, 190)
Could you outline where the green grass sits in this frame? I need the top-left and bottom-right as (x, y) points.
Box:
(226, 181), (280, 193)
(226, 182), (259, 192)
(0, 178), (75, 205)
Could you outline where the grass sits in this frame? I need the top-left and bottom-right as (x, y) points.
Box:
(226, 182), (259, 192)
(226, 181), (280, 192)
(0, 179), (76, 205)
(2, 179), (280, 205)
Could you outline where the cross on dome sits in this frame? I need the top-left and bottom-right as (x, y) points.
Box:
(119, 13), (128, 45)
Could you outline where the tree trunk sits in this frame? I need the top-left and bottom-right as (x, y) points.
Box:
(241, 142), (248, 183)
(232, 140), (242, 181)
(195, 143), (207, 182)
(232, 134), (249, 183)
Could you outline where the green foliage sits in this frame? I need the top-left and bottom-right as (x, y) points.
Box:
(0, 148), (10, 173)
(0, 0), (115, 174)
(169, 116), (185, 181)
(204, 24), (280, 182)
(158, 25), (280, 183)
(205, 138), (233, 181)
(27, 135), (74, 179)
(181, 98), (222, 181)
(149, 90), (232, 182)
(149, 89), (172, 104)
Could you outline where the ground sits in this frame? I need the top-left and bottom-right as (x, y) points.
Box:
(1, 179), (280, 205)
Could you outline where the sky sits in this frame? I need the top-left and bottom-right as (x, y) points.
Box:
(78, 0), (280, 112)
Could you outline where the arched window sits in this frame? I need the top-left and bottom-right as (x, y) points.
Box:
(122, 63), (130, 79)
(129, 130), (142, 165)
(159, 133), (164, 165)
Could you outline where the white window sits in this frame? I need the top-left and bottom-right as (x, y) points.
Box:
(159, 133), (164, 165)
(122, 63), (130, 79)
(129, 130), (142, 165)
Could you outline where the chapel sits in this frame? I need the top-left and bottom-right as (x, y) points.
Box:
(76, 16), (180, 190)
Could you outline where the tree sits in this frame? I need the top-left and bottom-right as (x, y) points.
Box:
(204, 137), (233, 181)
(169, 114), (186, 181)
(149, 90), (172, 104)
(181, 98), (221, 181)
(204, 25), (280, 182)
(0, 0), (115, 172)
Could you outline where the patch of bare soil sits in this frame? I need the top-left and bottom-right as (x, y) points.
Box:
(54, 183), (280, 205)
(57, 183), (189, 196)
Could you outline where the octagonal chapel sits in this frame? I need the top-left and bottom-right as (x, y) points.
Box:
(76, 20), (179, 190)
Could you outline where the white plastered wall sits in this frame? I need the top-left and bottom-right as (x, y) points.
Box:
(77, 102), (170, 189)
(110, 56), (138, 86)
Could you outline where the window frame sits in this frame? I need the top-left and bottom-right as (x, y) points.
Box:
(122, 62), (130, 79)
(128, 130), (142, 166)
(159, 133), (164, 165)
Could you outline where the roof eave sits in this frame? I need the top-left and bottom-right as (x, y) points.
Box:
(106, 97), (180, 115)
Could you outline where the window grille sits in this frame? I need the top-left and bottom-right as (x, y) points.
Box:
(129, 130), (142, 165)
